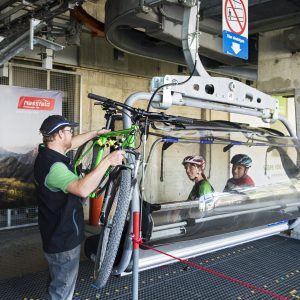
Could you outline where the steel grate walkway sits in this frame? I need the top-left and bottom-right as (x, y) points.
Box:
(1, 235), (300, 299)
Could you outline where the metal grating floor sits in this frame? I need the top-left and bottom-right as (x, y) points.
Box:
(1, 235), (300, 299)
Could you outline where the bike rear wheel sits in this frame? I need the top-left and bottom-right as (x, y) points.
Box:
(93, 168), (132, 288)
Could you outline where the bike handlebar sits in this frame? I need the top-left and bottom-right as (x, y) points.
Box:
(88, 93), (194, 125)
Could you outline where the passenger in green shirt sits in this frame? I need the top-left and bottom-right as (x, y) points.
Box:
(182, 155), (215, 216)
(182, 155), (214, 200)
(168, 155), (214, 222)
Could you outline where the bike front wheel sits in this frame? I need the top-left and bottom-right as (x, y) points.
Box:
(93, 168), (132, 288)
(74, 139), (100, 176)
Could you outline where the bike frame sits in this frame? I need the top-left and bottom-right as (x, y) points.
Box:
(74, 124), (139, 196)
(93, 126), (138, 164)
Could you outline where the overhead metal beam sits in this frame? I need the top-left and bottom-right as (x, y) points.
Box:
(201, 0), (277, 18)
(0, 0), (18, 11)
(249, 12), (300, 34)
(34, 36), (64, 51)
(0, 3), (26, 22)
(0, 23), (64, 66)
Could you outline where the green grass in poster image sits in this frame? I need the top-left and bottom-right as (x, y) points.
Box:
(0, 178), (36, 209)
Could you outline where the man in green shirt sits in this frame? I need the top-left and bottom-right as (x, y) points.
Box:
(34, 115), (124, 300)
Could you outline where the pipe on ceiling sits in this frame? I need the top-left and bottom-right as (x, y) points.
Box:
(71, 6), (105, 37)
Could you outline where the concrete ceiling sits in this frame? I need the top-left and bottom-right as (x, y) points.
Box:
(1, 0), (300, 79)
(104, 0), (300, 79)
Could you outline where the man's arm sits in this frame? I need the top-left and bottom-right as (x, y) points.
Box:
(68, 129), (109, 151)
(67, 150), (124, 197)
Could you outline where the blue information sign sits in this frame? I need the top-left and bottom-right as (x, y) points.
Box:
(223, 30), (248, 60)
(222, 0), (248, 60)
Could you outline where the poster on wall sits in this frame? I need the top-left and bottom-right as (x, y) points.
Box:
(0, 85), (62, 209)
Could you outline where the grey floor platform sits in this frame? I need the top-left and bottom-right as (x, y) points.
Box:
(1, 233), (300, 299)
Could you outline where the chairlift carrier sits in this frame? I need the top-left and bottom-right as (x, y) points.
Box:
(89, 3), (300, 296)
(114, 2), (299, 279)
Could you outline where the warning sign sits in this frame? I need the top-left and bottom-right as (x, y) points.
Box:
(224, 0), (247, 35)
(223, 0), (248, 60)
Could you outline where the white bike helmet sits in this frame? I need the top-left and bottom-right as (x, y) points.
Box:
(182, 155), (206, 169)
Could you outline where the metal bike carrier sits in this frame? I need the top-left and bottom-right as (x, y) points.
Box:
(137, 222), (290, 273)
(124, 3), (297, 300)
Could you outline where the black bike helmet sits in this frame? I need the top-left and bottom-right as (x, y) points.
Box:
(230, 154), (252, 168)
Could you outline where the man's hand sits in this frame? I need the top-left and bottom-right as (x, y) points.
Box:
(105, 150), (125, 166)
(69, 129), (112, 151)
(69, 150), (125, 198)
(95, 129), (111, 136)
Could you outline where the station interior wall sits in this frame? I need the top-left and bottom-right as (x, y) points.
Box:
(2, 9), (300, 219)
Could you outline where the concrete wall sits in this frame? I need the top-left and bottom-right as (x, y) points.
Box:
(257, 28), (299, 137)
(79, 31), (179, 77)
(257, 28), (300, 94)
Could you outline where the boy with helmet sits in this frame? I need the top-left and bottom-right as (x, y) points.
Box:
(223, 154), (255, 192)
(182, 155), (214, 200)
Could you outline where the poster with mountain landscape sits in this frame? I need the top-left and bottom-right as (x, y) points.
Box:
(0, 85), (62, 209)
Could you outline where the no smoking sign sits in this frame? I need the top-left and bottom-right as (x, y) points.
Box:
(223, 0), (248, 60)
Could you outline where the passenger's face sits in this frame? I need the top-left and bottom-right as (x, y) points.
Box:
(184, 163), (201, 181)
(232, 164), (247, 179)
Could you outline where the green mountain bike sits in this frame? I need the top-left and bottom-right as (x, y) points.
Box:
(74, 93), (194, 288)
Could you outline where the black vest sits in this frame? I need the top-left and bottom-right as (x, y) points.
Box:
(34, 145), (84, 253)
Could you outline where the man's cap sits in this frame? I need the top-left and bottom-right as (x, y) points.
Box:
(40, 115), (79, 136)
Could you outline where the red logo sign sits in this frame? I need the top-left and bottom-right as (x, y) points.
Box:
(18, 96), (55, 110)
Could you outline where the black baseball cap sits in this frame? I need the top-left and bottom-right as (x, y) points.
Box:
(40, 115), (79, 136)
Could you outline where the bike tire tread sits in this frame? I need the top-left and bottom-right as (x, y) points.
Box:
(94, 168), (132, 288)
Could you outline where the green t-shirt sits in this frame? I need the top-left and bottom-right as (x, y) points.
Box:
(45, 162), (79, 193)
(188, 180), (214, 201)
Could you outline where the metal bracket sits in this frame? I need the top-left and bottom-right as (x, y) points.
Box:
(0, 63), (8, 77)
(150, 74), (279, 123)
(34, 37), (64, 51)
(29, 18), (64, 52)
(29, 18), (42, 50)
(182, 3), (209, 76)
(160, 0), (196, 7)
(178, 0), (197, 7)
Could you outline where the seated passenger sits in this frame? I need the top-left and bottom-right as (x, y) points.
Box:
(182, 155), (214, 200)
(223, 154), (255, 192)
